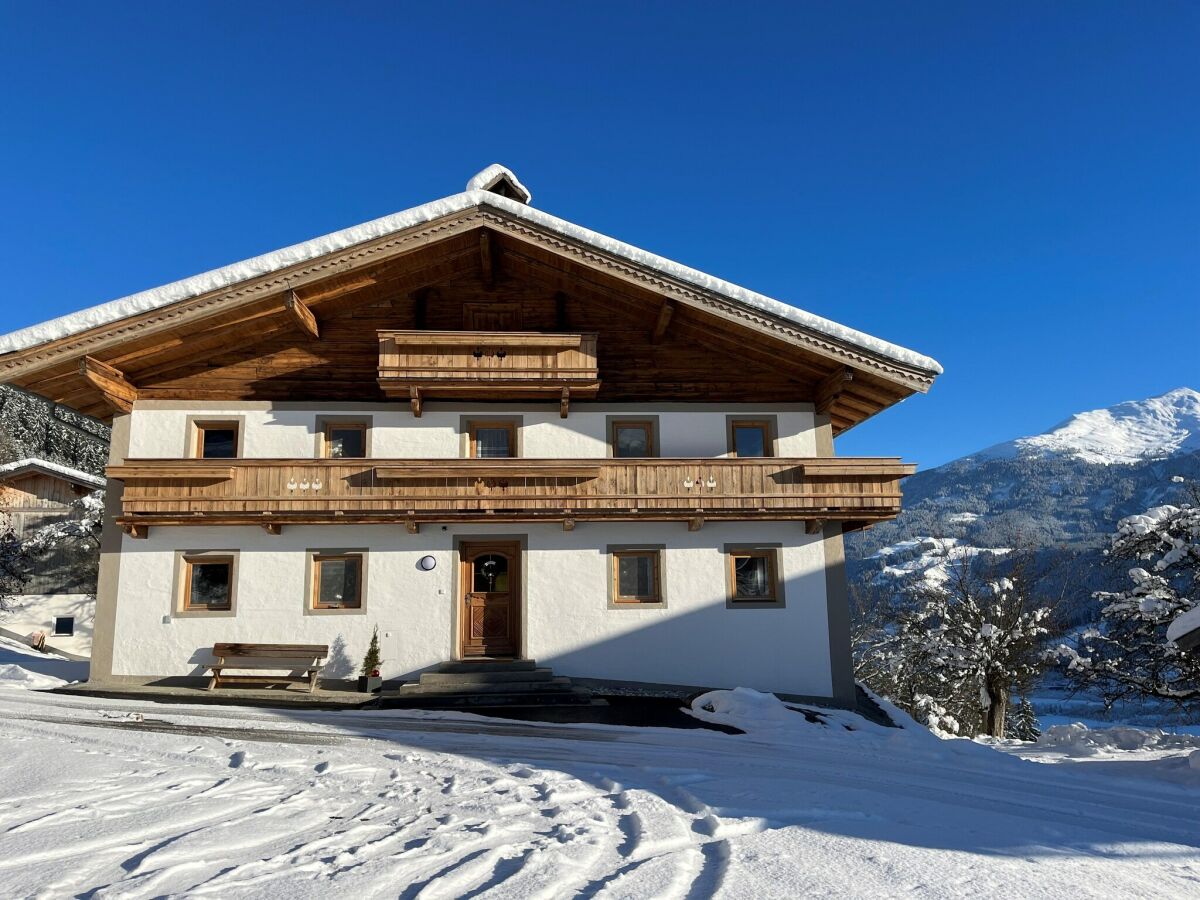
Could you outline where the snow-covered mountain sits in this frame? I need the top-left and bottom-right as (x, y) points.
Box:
(847, 388), (1200, 619)
(972, 388), (1200, 466)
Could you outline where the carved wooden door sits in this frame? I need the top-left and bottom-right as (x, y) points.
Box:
(460, 541), (520, 658)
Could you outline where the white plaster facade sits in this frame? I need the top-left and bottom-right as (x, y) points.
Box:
(104, 400), (847, 698)
(1, 593), (93, 658)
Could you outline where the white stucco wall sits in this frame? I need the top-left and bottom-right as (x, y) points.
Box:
(127, 402), (819, 459)
(108, 521), (833, 697)
(1, 593), (93, 657)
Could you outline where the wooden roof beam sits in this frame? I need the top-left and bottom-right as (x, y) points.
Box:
(79, 356), (137, 415)
(284, 291), (320, 340)
(650, 301), (675, 344)
(479, 231), (495, 290)
(815, 366), (854, 416)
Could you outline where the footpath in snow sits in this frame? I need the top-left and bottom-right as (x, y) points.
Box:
(1, 678), (1199, 898)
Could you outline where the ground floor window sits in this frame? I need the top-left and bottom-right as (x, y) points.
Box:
(608, 546), (664, 606)
(311, 552), (364, 610)
(53, 616), (74, 636)
(182, 554), (236, 612)
(725, 546), (784, 607)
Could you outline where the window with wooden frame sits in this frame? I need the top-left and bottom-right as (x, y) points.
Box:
(611, 420), (655, 458)
(182, 555), (235, 611)
(610, 549), (662, 605)
(727, 548), (781, 606)
(468, 420), (517, 458)
(322, 422), (367, 459)
(729, 419), (772, 458)
(311, 552), (363, 610)
(193, 421), (240, 459)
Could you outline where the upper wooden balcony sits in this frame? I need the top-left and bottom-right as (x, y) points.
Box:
(377, 331), (600, 416)
(106, 457), (915, 536)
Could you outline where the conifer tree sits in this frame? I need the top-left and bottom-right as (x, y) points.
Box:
(1007, 697), (1041, 742)
(361, 626), (382, 677)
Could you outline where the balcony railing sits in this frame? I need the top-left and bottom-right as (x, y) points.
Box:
(107, 457), (915, 533)
(377, 331), (600, 414)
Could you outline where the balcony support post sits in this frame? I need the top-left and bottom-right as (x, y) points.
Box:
(688, 515), (704, 532)
(405, 519), (419, 534)
(562, 518), (576, 532)
(560, 387), (570, 418)
(410, 386), (422, 418)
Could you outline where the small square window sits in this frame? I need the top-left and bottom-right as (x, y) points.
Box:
(53, 616), (74, 636)
(611, 549), (662, 604)
(728, 549), (780, 605)
(313, 554), (363, 609)
(184, 556), (234, 611)
(194, 422), (239, 459)
(469, 421), (516, 458)
(612, 421), (654, 458)
(730, 420), (772, 458)
(325, 424), (366, 459)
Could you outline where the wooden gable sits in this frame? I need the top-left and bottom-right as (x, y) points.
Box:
(0, 208), (932, 433)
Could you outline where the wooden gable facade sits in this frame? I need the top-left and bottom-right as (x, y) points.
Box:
(0, 201), (935, 434)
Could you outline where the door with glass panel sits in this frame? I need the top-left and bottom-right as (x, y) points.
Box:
(459, 541), (521, 658)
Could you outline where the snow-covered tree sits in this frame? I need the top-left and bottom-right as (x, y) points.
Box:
(1057, 485), (1200, 707)
(0, 491), (103, 611)
(858, 543), (1053, 737)
(1007, 696), (1041, 741)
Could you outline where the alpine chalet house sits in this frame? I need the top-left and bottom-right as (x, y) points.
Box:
(0, 165), (940, 706)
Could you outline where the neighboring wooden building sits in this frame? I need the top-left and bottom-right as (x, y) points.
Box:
(0, 457), (103, 657)
(0, 165), (941, 702)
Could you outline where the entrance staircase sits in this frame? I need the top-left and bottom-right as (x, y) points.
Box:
(381, 660), (595, 709)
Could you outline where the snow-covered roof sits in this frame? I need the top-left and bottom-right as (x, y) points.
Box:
(0, 458), (105, 490)
(1167, 606), (1200, 650)
(0, 165), (941, 378)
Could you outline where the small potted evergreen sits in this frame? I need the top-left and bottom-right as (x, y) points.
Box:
(357, 626), (383, 693)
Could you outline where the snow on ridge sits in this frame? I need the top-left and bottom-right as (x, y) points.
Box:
(465, 164), (532, 204)
(0, 176), (942, 377)
(872, 536), (1011, 589)
(971, 387), (1200, 466)
(0, 457), (105, 489)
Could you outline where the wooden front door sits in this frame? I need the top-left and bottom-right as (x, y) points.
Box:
(459, 541), (521, 658)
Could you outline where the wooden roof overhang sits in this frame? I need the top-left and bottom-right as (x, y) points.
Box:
(0, 201), (937, 432)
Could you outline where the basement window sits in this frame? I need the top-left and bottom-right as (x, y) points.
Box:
(53, 616), (75, 636)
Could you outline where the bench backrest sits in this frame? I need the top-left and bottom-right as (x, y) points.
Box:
(212, 643), (328, 659)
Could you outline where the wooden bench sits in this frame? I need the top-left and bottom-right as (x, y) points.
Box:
(207, 643), (328, 693)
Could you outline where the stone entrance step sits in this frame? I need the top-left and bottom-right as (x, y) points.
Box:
(380, 659), (593, 709)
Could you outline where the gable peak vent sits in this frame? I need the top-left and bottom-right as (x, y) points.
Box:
(466, 164), (532, 205)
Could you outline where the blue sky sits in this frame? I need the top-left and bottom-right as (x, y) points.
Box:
(0, 3), (1196, 468)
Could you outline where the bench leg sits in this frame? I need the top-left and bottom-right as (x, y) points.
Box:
(308, 670), (318, 693)
(207, 669), (220, 691)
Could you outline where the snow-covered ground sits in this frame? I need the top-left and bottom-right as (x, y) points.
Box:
(0, 635), (87, 689)
(2, 680), (1199, 898)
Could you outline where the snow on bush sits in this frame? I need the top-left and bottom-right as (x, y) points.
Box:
(0, 663), (67, 691)
(1037, 722), (1200, 757)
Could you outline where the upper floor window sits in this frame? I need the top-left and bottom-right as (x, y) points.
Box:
(323, 423), (367, 459)
(193, 421), (239, 459)
(469, 421), (516, 458)
(729, 419), (773, 458)
(611, 420), (656, 458)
